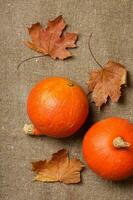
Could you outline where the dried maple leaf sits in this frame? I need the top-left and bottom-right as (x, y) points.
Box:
(87, 34), (127, 108)
(88, 61), (127, 107)
(32, 149), (84, 184)
(24, 16), (78, 60)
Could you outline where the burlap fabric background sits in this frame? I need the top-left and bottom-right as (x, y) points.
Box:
(0, 0), (133, 199)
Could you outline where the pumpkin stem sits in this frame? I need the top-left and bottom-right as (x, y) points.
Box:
(113, 136), (131, 148)
(23, 124), (35, 135)
(67, 82), (74, 87)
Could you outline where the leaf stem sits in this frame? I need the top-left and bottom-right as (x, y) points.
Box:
(17, 55), (45, 70)
(88, 33), (103, 69)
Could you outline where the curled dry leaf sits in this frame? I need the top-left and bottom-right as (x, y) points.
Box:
(32, 149), (84, 184)
(24, 15), (78, 60)
(88, 61), (127, 107)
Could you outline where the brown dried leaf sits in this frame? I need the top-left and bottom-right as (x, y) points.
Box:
(24, 16), (78, 60)
(88, 61), (127, 107)
(32, 149), (84, 184)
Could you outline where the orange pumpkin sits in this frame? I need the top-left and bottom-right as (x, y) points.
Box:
(24, 77), (89, 138)
(82, 117), (133, 181)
